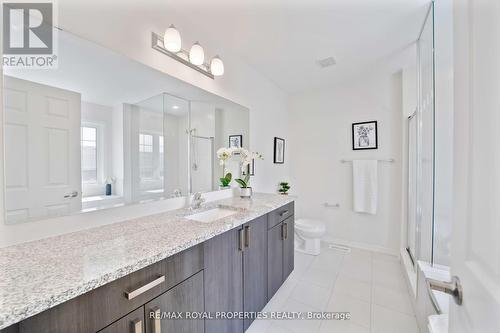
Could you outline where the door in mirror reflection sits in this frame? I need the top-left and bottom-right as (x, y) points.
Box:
(3, 76), (82, 223)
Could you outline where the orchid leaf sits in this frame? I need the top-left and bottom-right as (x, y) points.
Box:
(235, 178), (247, 188)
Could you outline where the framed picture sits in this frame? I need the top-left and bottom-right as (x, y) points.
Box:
(274, 137), (285, 164)
(229, 135), (242, 149)
(352, 121), (378, 150)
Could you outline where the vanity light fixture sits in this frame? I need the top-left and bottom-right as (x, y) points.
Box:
(151, 28), (224, 79)
(210, 55), (224, 76)
(189, 42), (205, 65)
(163, 25), (182, 52)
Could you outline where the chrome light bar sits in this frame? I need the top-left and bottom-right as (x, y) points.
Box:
(151, 32), (215, 79)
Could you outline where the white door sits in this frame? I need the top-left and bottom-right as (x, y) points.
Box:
(4, 76), (81, 223)
(449, 0), (500, 331)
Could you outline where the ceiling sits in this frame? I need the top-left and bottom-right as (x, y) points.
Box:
(167, 0), (430, 92)
(57, 0), (430, 94)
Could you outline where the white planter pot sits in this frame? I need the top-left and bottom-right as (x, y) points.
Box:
(240, 187), (253, 198)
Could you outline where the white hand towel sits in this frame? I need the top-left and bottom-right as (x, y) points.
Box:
(353, 160), (378, 214)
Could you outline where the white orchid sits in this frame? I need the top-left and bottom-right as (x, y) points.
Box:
(217, 147), (233, 162)
(217, 146), (263, 187)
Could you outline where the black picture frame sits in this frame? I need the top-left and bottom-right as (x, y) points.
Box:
(228, 135), (243, 149)
(273, 137), (285, 164)
(352, 121), (378, 150)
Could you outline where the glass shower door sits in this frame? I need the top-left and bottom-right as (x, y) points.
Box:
(417, 3), (435, 263)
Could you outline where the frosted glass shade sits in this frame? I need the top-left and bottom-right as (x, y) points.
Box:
(189, 42), (205, 65)
(163, 25), (181, 52)
(210, 56), (224, 76)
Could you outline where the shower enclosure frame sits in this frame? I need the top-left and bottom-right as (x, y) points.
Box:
(406, 1), (436, 266)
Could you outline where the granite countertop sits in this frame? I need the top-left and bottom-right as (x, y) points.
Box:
(0, 193), (294, 329)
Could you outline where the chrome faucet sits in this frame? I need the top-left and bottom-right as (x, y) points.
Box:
(190, 192), (205, 210)
(171, 188), (182, 198)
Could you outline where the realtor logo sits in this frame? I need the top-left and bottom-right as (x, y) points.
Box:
(2, 2), (57, 68)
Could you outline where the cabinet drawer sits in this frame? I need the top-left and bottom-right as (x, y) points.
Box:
(268, 202), (294, 229)
(145, 270), (204, 333)
(17, 244), (203, 333)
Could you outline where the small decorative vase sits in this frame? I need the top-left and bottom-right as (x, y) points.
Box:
(219, 185), (230, 190)
(240, 187), (253, 198)
(105, 184), (112, 196)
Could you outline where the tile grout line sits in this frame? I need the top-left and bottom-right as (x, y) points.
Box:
(316, 252), (346, 333)
(370, 251), (374, 333)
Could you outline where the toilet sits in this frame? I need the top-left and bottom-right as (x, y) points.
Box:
(294, 219), (326, 256)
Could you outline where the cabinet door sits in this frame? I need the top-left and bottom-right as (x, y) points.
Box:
(243, 215), (268, 331)
(99, 307), (144, 333)
(267, 222), (284, 299)
(283, 217), (295, 280)
(145, 271), (204, 333)
(204, 228), (244, 333)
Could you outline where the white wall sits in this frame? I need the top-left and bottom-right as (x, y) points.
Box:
(289, 73), (403, 254)
(214, 106), (251, 187)
(190, 102), (215, 193)
(0, 1), (289, 247)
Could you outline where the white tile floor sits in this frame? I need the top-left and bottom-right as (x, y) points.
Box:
(247, 245), (419, 333)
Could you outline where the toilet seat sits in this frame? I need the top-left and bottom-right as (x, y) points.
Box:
(295, 219), (326, 233)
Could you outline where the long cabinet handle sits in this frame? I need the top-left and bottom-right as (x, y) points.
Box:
(281, 223), (285, 240)
(239, 228), (245, 251)
(244, 226), (250, 248)
(132, 318), (143, 333)
(151, 307), (161, 333)
(125, 275), (165, 300)
(283, 222), (288, 240)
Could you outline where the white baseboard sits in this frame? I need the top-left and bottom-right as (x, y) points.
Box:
(321, 237), (399, 257)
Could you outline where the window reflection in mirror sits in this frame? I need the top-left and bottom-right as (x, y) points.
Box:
(2, 29), (249, 224)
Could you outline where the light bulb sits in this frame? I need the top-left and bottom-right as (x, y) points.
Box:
(163, 24), (181, 52)
(210, 55), (224, 76)
(189, 42), (205, 65)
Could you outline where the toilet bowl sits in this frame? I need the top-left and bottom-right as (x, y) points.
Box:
(294, 219), (326, 256)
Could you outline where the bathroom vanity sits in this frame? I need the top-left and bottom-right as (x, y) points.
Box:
(0, 194), (294, 333)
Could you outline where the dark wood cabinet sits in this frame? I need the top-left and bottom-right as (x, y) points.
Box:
(242, 215), (268, 331)
(267, 209), (295, 300)
(98, 307), (145, 333)
(267, 222), (284, 299)
(145, 270), (204, 333)
(203, 227), (244, 333)
(204, 215), (270, 333)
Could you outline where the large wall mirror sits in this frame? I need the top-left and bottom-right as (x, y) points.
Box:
(2, 29), (249, 224)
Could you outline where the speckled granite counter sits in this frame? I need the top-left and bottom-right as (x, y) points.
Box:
(0, 193), (294, 329)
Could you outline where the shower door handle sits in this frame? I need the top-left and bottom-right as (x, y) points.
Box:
(426, 275), (463, 313)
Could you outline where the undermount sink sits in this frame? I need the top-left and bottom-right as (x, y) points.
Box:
(185, 207), (238, 223)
